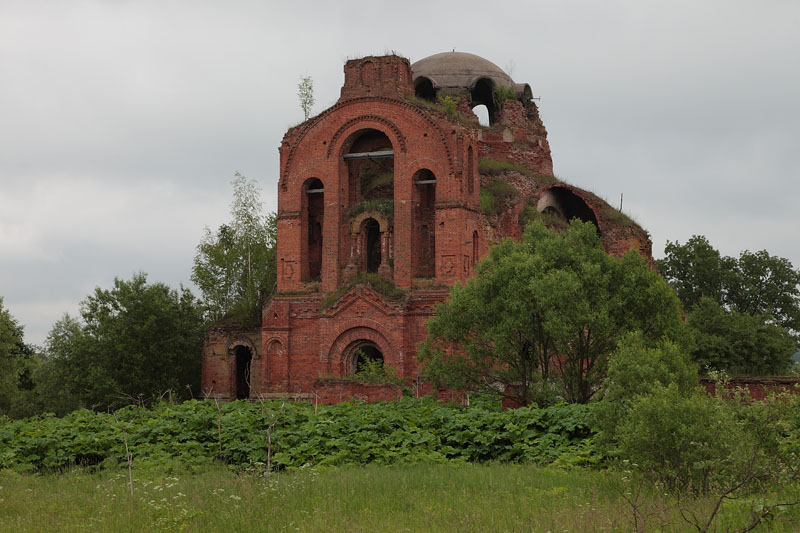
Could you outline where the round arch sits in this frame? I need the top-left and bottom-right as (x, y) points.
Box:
(344, 340), (385, 375)
(350, 211), (391, 233)
(325, 325), (396, 376)
(537, 186), (600, 230)
(328, 118), (405, 160)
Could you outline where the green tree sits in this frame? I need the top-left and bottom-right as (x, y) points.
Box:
(688, 297), (795, 375)
(298, 75), (315, 121)
(596, 332), (699, 453)
(192, 173), (277, 323)
(0, 297), (39, 417)
(657, 235), (734, 310)
(48, 274), (205, 410)
(419, 220), (684, 405)
(727, 249), (800, 334)
(32, 314), (84, 415)
(659, 235), (800, 335)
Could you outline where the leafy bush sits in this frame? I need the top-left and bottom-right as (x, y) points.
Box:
(617, 385), (743, 494)
(0, 399), (600, 472)
(330, 357), (405, 386)
(688, 297), (796, 376)
(439, 95), (457, 116)
(493, 84), (516, 106)
(596, 332), (699, 452)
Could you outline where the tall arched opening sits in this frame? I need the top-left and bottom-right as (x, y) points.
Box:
(467, 145), (475, 194)
(412, 169), (436, 277)
(234, 345), (252, 400)
(472, 230), (479, 266)
(363, 218), (381, 273)
(344, 129), (394, 206)
(471, 78), (497, 125)
(302, 178), (324, 280)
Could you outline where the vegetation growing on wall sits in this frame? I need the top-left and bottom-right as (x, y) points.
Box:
(493, 84), (516, 107)
(348, 199), (394, 218)
(321, 273), (405, 308)
(480, 178), (519, 215)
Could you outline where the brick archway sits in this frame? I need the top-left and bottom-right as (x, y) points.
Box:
(326, 325), (396, 377)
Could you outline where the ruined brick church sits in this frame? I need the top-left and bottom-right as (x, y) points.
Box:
(201, 52), (653, 402)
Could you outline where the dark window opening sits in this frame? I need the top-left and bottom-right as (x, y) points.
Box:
(467, 146), (475, 194)
(364, 218), (381, 273)
(546, 187), (599, 230)
(346, 130), (394, 205)
(471, 78), (497, 125)
(472, 230), (479, 265)
(304, 178), (324, 280)
(414, 77), (437, 102)
(412, 169), (436, 277)
(234, 345), (252, 400)
(352, 343), (384, 374)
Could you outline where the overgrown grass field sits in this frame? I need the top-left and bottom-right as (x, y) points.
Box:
(2, 464), (799, 532)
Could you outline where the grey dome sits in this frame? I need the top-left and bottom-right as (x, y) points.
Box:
(411, 52), (515, 91)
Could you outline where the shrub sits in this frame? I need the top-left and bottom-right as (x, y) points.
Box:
(0, 399), (601, 472)
(439, 95), (457, 116)
(597, 332), (699, 451)
(493, 84), (516, 106)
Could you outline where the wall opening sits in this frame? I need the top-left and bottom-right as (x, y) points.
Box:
(471, 78), (497, 125)
(412, 169), (436, 277)
(363, 218), (381, 273)
(414, 76), (436, 102)
(234, 345), (252, 400)
(472, 230), (479, 266)
(538, 187), (600, 231)
(467, 145), (475, 194)
(345, 129), (394, 205)
(303, 178), (324, 280)
(472, 104), (490, 127)
(351, 342), (384, 374)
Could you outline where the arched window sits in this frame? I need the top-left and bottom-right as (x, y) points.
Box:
(472, 230), (479, 266)
(467, 146), (475, 194)
(414, 76), (436, 102)
(471, 78), (497, 125)
(537, 187), (600, 231)
(362, 218), (382, 273)
(302, 178), (324, 280)
(234, 345), (252, 400)
(350, 342), (384, 375)
(412, 169), (436, 277)
(344, 129), (394, 207)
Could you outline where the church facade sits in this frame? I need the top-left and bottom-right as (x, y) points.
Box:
(201, 52), (654, 402)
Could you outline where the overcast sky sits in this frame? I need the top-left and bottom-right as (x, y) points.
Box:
(2, 0), (799, 346)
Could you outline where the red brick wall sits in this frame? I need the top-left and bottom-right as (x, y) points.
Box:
(312, 380), (403, 405)
(700, 377), (800, 400)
